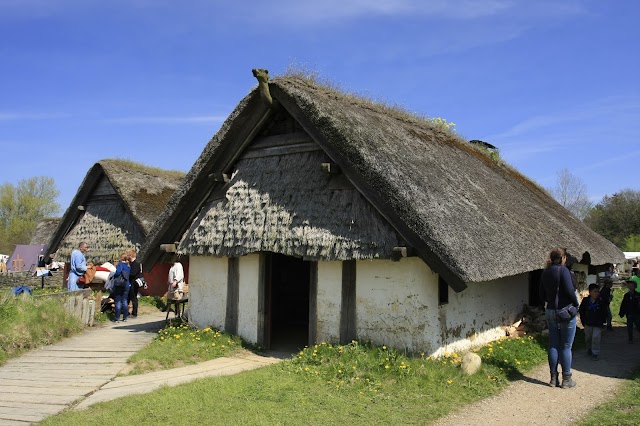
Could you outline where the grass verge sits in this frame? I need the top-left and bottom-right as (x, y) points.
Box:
(42, 334), (553, 425)
(0, 291), (83, 365)
(123, 323), (244, 375)
(578, 367), (640, 425)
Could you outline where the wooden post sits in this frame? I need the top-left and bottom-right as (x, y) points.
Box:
(340, 260), (357, 344)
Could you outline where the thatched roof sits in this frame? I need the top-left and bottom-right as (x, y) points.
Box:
(29, 218), (61, 245)
(46, 159), (185, 263)
(180, 149), (400, 259)
(142, 75), (623, 291)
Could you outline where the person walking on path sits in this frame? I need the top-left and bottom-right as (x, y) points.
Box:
(579, 283), (606, 360)
(127, 249), (142, 318)
(619, 279), (640, 343)
(112, 252), (131, 322)
(540, 247), (579, 388)
(68, 242), (88, 291)
(600, 277), (614, 331)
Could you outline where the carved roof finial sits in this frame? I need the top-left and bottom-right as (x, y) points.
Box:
(252, 68), (273, 107)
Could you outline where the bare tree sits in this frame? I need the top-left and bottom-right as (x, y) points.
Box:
(548, 168), (593, 220)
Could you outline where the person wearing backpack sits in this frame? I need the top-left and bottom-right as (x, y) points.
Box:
(112, 252), (131, 323)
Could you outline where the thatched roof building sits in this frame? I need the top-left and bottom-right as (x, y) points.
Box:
(142, 75), (623, 292)
(47, 159), (185, 263)
(30, 217), (61, 246)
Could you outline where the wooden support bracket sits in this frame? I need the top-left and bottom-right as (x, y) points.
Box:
(321, 162), (341, 174)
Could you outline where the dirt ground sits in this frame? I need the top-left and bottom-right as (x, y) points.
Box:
(433, 325), (640, 425)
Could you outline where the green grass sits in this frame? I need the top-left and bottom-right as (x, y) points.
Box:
(578, 368), (640, 426)
(123, 323), (244, 375)
(610, 286), (626, 326)
(42, 335), (553, 425)
(0, 291), (83, 365)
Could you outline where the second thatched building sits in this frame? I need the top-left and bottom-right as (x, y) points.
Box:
(47, 159), (185, 294)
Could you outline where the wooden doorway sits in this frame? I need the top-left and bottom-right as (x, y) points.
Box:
(264, 253), (311, 352)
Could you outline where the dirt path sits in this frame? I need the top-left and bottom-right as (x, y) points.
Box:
(433, 326), (640, 426)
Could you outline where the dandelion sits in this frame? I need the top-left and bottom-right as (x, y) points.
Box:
(385, 365), (390, 369)
(382, 345), (387, 350)
(447, 380), (453, 385)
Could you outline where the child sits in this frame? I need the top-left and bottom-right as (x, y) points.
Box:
(579, 284), (606, 360)
(619, 280), (640, 343)
(599, 278), (614, 331)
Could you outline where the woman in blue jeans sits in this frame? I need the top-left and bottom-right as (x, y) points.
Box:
(112, 252), (131, 322)
(539, 247), (579, 388)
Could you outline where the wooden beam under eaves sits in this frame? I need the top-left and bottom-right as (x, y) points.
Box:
(321, 162), (341, 174)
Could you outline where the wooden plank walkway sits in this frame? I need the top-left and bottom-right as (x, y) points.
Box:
(74, 353), (281, 409)
(0, 312), (166, 425)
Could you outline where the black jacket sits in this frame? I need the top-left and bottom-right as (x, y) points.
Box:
(129, 260), (142, 287)
(619, 291), (640, 318)
(579, 296), (606, 327)
(540, 264), (579, 310)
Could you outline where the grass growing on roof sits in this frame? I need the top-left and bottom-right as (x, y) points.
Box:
(280, 65), (460, 137)
(43, 335), (554, 425)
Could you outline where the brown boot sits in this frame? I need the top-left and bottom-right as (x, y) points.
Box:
(549, 372), (559, 387)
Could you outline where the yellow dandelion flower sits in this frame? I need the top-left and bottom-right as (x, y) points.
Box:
(384, 365), (390, 369)
(447, 380), (453, 385)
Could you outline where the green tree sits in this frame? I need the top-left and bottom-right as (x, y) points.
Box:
(548, 168), (593, 221)
(0, 176), (60, 253)
(584, 189), (640, 249)
(623, 234), (640, 251)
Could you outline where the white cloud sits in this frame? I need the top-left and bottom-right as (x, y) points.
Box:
(0, 0), (585, 23)
(488, 96), (640, 142)
(247, 0), (586, 23)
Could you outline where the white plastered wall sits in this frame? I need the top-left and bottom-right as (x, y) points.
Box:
(188, 256), (228, 329)
(316, 261), (343, 343)
(436, 272), (528, 356)
(237, 253), (260, 343)
(355, 258), (440, 353)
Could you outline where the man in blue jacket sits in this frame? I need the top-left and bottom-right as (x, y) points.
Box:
(68, 242), (88, 291)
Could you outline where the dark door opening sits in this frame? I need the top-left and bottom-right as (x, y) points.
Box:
(528, 269), (544, 307)
(267, 253), (310, 352)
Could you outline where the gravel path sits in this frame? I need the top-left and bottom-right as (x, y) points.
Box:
(433, 326), (640, 425)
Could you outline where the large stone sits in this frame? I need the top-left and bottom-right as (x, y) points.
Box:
(461, 352), (482, 375)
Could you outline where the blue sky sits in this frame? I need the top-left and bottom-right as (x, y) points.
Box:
(1, 0), (638, 213)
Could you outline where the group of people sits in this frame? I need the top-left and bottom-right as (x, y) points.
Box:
(67, 242), (143, 322)
(109, 249), (143, 322)
(540, 247), (640, 389)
